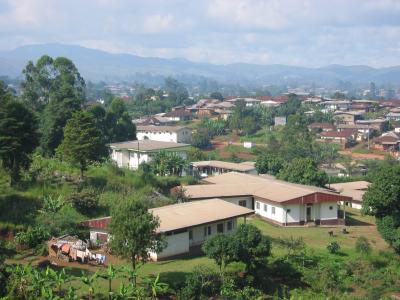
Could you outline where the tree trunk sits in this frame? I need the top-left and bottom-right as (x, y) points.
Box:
(108, 279), (112, 300)
(10, 156), (19, 187)
(132, 255), (137, 287)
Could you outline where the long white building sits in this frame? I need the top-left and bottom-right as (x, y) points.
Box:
(136, 125), (192, 144)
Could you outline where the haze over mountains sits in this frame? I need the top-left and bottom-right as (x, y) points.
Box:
(1, 43), (400, 86)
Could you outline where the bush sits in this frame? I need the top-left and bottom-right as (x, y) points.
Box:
(327, 241), (341, 254)
(15, 226), (50, 248)
(355, 236), (372, 255)
(180, 265), (221, 300)
(66, 190), (99, 216)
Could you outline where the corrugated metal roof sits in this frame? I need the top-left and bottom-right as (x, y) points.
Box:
(109, 140), (189, 152)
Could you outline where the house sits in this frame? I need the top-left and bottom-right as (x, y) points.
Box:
(372, 131), (400, 151)
(136, 125), (192, 143)
(164, 109), (193, 122)
(330, 181), (370, 210)
(82, 199), (254, 261)
(133, 116), (175, 126)
(386, 112), (400, 121)
(321, 100), (351, 111)
(109, 140), (189, 170)
(274, 116), (287, 126)
(226, 97), (261, 107)
(319, 130), (357, 148)
(336, 124), (372, 141)
(308, 122), (335, 132)
(190, 161), (257, 177)
(334, 111), (364, 125)
(356, 119), (388, 132)
(182, 172), (351, 226)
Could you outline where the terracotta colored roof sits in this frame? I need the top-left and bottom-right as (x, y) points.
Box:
(164, 110), (192, 118)
(256, 96), (273, 101)
(320, 130), (356, 138)
(82, 199), (254, 233)
(309, 122), (335, 129)
(330, 181), (370, 202)
(109, 140), (189, 152)
(184, 172), (351, 204)
(191, 160), (256, 172)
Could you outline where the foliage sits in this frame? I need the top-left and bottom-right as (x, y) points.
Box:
(0, 93), (39, 185)
(187, 147), (206, 161)
(57, 110), (106, 178)
(277, 157), (328, 187)
(106, 98), (136, 143)
(151, 150), (187, 176)
(181, 265), (222, 300)
(66, 190), (99, 216)
(202, 234), (237, 274)
(210, 91), (223, 100)
(326, 241), (341, 254)
(255, 153), (284, 175)
(14, 226), (50, 248)
(40, 195), (65, 214)
(363, 164), (400, 253)
(355, 236), (372, 255)
(192, 128), (211, 149)
(234, 224), (272, 272)
(109, 195), (165, 285)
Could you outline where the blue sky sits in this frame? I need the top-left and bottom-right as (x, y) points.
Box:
(0, 0), (399, 67)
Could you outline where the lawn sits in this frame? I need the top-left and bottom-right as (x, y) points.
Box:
(6, 207), (391, 296)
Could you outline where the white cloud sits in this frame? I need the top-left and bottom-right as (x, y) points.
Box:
(143, 14), (175, 33)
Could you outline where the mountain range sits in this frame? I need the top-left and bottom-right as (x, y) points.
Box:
(1, 43), (400, 86)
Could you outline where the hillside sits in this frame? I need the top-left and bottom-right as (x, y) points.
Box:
(1, 43), (400, 85)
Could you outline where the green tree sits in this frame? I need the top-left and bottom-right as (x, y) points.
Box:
(109, 197), (165, 286)
(0, 92), (39, 185)
(57, 111), (106, 179)
(355, 236), (371, 255)
(202, 234), (237, 276)
(210, 91), (223, 101)
(327, 241), (341, 254)
(234, 224), (272, 272)
(106, 98), (136, 142)
(99, 264), (119, 300)
(277, 157), (328, 187)
(192, 129), (211, 149)
(255, 153), (284, 175)
(363, 165), (400, 253)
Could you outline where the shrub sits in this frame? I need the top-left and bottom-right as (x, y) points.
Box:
(180, 265), (221, 300)
(15, 226), (50, 248)
(327, 241), (341, 254)
(355, 236), (372, 255)
(66, 190), (99, 216)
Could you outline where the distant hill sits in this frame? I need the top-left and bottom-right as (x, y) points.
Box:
(1, 43), (400, 85)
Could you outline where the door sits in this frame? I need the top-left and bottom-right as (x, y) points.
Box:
(306, 205), (312, 222)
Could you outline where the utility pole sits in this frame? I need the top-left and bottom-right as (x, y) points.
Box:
(367, 124), (370, 150)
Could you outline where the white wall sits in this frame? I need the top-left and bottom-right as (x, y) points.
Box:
(89, 229), (110, 243)
(254, 200), (285, 223)
(320, 202), (337, 220)
(151, 232), (189, 260)
(137, 129), (192, 143)
(285, 204), (301, 223)
(224, 196), (253, 209)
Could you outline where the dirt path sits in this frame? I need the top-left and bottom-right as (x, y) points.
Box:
(339, 150), (386, 160)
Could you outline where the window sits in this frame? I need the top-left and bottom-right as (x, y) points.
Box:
(256, 202), (260, 209)
(204, 227), (207, 237)
(239, 200), (247, 207)
(272, 207), (276, 215)
(264, 204), (267, 212)
(207, 226), (212, 235)
(189, 230), (193, 240)
(217, 223), (224, 233)
(286, 209), (291, 213)
(329, 206), (333, 210)
(227, 220), (233, 231)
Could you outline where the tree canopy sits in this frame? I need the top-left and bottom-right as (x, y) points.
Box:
(0, 84), (39, 185)
(57, 111), (106, 178)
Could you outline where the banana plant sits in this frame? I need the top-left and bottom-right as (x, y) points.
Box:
(48, 267), (70, 295)
(142, 274), (169, 299)
(81, 271), (98, 300)
(99, 264), (120, 299)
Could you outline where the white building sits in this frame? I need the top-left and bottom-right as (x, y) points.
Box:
(330, 181), (370, 210)
(82, 199), (253, 261)
(109, 140), (189, 170)
(183, 172), (351, 226)
(136, 125), (192, 144)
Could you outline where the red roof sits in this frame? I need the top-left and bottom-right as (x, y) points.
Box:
(256, 96), (273, 101)
(320, 130), (355, 138)
(309, 122), (335, 129)
(81, 217), (111, 230)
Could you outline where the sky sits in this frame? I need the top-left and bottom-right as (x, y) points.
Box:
(0, 0), (400, 67)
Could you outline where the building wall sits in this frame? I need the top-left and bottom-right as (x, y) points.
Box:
(89, 229), (110, 244)
(150, 232), (190, 260)
(254, 200), (285, 223)
(320, 202), (338, 220)
(137, 129), (192, 143)
(223, 196), (253, 209)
